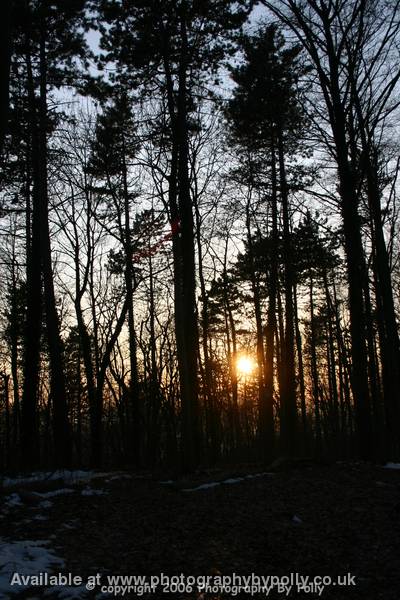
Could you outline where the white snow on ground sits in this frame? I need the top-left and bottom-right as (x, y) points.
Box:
(4, 493), (23, 508)
(0, 474), (111, 599)
(182, 472), (274, 492)
(2, 469), (137, 493)
(105, 473), (133, 482)
(2, 482), (107, 516)
(1, 489), (73, 517)
(384, 462), (400, 470)
(35, 489), (75, 499)
(0, 470), (105, 489)
(0, 538), (92, 599)
(292, 515), (303, 524)
(184, 482), (221, 491)
(0, 539), (64, 599)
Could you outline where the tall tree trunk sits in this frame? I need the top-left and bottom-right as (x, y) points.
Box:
(2, 374), (11, 469)
(244, 197), (267, 460)
(322, 16), (372, 458)
(277, 130), (297, 456)
(294, 288), (307, 451)
(261, 134), (278, 460)
(21, 48), (42, 470)
(221, 257), (240, 452)
(323, 59), (373, 456)
(363, 257), (384, 455)
(265, 0), (373, 458)
(351, 76), (400, 457)
(174, 8), (200, 471)
(323, 271), (340, 452)
(147, 242), (161, 465)
(331, 279), (354, 449)
(194, 188), (218, 463)
(38, 27), (71, 467)
(366, 154), (400, 457)
(70, 185), (97, 468)
(122, 139), (141, 465)
(338, 166), (372, 458)
(309, 276), (322, 456)
(9, 261), (21, 455)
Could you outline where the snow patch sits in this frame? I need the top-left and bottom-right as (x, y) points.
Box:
(36, 489), (75, 499)
(1, 489), (73, 515)
(245, 472), (274, 479)
(182, 472), (274, 492)
(0, 539), (64, 599)
(292, 515), (303, 524)
(183, 482), (220, 492)
(105, 473), (133, 482)
(4, 493), (23, 508)
(384, 462), (400, 470)
(1, 470), (101, 489)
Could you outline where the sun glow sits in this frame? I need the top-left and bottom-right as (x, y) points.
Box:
(236, 355), (256, 376)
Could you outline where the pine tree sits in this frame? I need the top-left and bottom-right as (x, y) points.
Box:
(226, 24), (310, 457)
(11, 0), (89, 468)
(96, 0), (252, 470)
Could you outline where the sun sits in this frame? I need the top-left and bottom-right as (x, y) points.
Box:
(236, 355), (256, 376)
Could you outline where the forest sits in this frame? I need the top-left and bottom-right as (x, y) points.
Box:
(1, 0), (400, 476)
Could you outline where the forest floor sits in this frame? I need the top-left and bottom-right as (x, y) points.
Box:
(1, 461), (400, 600)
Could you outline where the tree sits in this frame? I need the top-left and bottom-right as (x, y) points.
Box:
(292, 212), (342, 454)
(226, 24), (310, 457)
(96, 0), (252, 470)
(261, 0), (400, 458)
(12, 0), (89, 468)
(88, 93), (142, 465)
